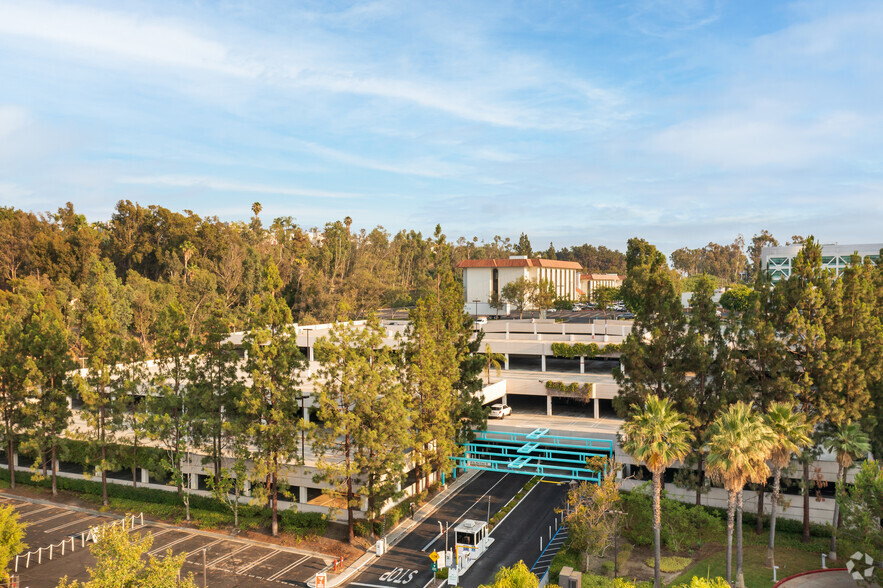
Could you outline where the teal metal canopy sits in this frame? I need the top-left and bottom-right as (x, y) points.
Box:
(452, 428), (614, 482)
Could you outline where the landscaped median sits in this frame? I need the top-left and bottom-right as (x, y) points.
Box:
(489, 475), (541, 530)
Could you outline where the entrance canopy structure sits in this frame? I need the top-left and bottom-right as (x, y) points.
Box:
(453, 428), (613, 482)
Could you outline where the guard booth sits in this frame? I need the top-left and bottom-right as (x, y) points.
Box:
(454, 519), (489, 571)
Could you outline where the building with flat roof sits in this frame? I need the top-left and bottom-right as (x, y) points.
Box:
(456, 256), (582, 315)
(579, 273), (624, 301)
(761, 243), (882, 282)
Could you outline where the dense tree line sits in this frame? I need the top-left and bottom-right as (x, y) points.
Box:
(0, 201), (490, 541)
(615, 235), (883, 585)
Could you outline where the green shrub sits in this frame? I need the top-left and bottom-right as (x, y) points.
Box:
(644, 556), (691, 573)
(672, 578), (729, 588)
(354, 520), (373, 538)
(435, 568), (449, 579)
(279, 509), (327, 537)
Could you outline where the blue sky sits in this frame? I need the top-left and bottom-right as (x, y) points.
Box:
(1, 0), (882, 254)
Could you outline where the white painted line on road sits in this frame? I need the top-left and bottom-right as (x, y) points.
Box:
(266, 554), (311, 581)
(351, 583), (398, 588)
(487, 477), (543, 538)
(208, 543), (250, 567)
(422, 473), (511, 551)
(186, 538), (222, 556)
(236, 549), (277, 573)
(18, 505), (54, 518)
(28, 510), (74, 525)
(148, 534), (192, 555)
(44, 516), (102, 533)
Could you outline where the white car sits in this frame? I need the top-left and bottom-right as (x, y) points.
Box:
(488, 403), (512, 419)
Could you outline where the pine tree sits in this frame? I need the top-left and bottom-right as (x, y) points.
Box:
(675, 275), (726, 505)
(243, 262), (305, 537)
(188, 299), (244, 486)
(311, 316), (410, 540)
(614, 241), (686, 416)
(20, 292), (75, 495)
(0, 294), (38, 489)
(80, 260), (125, 507)
(147, 300), (196, 518)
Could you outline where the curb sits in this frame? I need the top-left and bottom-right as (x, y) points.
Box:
(0, 489), (332, 562)
(321, 469), (481, 587)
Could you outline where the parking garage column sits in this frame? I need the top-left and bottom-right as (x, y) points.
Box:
(504, 353), (509, 370)
(594, 397), (600, 420)
(300, 486), (308, 504)
(546, 395), (552, 416)
(541, 354), (546, 372)
(140, 468), (149, 484)
(505, 323), (509, 340)
(580, 356), (585, 374)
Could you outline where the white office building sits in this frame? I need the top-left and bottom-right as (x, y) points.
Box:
(761, 243), (882, 281)
(457, 256), (583, 315)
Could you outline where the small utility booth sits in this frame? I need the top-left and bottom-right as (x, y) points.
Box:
(454, 519), (490, 571)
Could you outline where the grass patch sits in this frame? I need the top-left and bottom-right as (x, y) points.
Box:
(670, 544), (823, 586)
(644, 556), (691, 573)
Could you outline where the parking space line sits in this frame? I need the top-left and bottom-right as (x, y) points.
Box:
(186, 538), (222, 557)
(266, 555), (311, 582)
(208, 544), (250, 567)
(148, 534), (192, 556)
(236, 549), (278, 574)
(27, 510), (72, 525)
(44, 515), (103, 533)
(18, 505), (55, 518)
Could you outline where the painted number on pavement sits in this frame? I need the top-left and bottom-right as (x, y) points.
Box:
(379, 568), (419, 584)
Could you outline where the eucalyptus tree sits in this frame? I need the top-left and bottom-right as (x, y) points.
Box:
(764, 402), (811, 568)
(243, 262), (305, 537)
(620, 396), (692, 588)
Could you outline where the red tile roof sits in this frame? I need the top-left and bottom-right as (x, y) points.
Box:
(457, 258), (583, 269)
(581, 273), (624, 280)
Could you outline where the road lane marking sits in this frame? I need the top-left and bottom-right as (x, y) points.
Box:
(208, 544), (250, 567)
(44, 516), (103, 533)
(266, 554), (311, 581)
(422, 472), (511, 551)
(235, 549), (277, 573)
(148, 534), (192, 555)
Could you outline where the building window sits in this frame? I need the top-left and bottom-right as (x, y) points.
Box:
(492, 268), (499, 296)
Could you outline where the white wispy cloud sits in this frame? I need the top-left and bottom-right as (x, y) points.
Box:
(0, 2), (254, 76)
(117, 175), (362, 200)
(287, 139), (464, 178)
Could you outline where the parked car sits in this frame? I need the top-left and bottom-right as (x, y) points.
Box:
(488, 403), (512, 418)
(473, 317), (488, 330)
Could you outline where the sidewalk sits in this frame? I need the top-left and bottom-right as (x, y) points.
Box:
(322, 469), (481, 587)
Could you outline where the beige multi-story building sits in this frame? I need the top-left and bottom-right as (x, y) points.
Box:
(579, 273), (624, 301)
(457, 256), (582, 315)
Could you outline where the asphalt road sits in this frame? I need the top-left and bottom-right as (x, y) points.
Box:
(346, 471), (525, 588)
(458, 480), (568, 588)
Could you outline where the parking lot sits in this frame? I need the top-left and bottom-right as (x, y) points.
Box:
(1, 494), (331, 587)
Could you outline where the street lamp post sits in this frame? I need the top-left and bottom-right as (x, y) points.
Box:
(472, 298), (480, 316)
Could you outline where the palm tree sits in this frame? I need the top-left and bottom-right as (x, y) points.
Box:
(620, 396), (692, 588)
(706, 402), (775, 588)
(764, 402), (811, 569)
(483, 343), (506, 384)
(823, 420), (870, 561)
